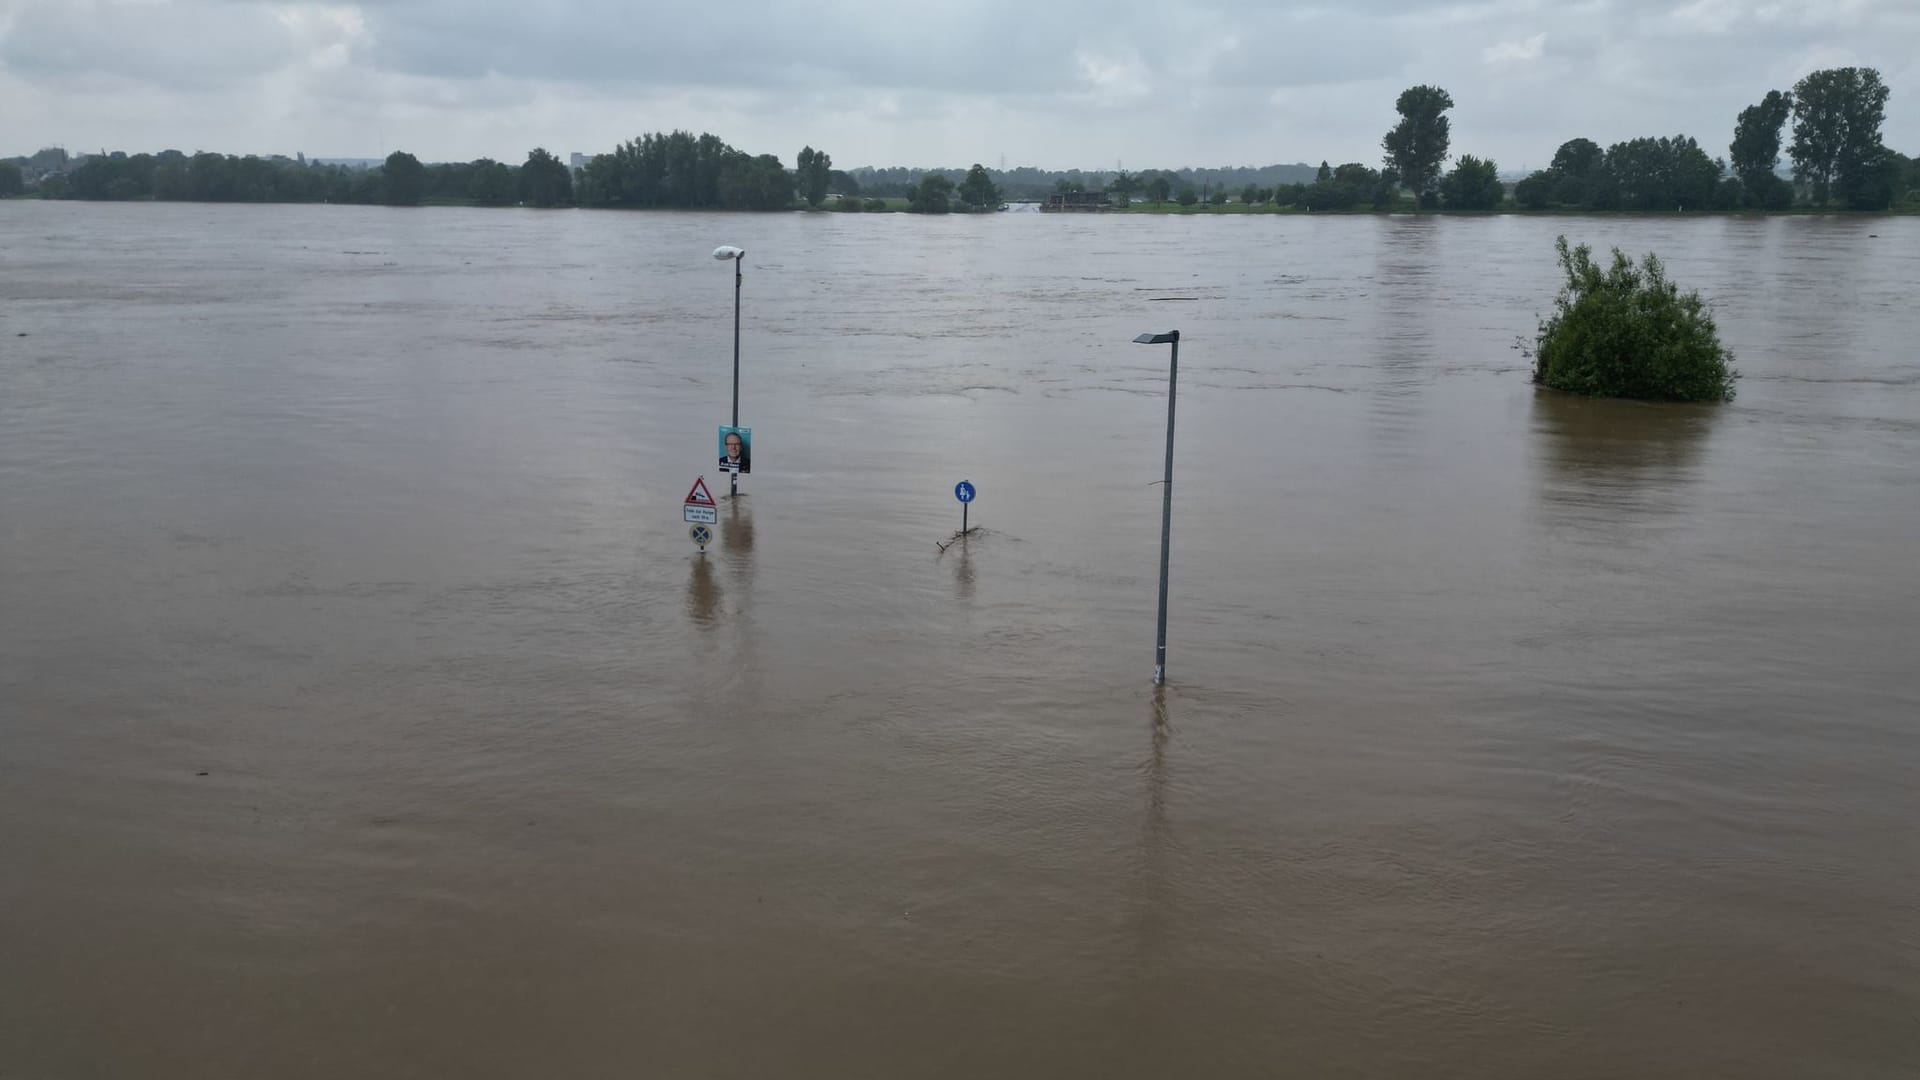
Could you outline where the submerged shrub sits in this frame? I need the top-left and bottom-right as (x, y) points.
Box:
(1533, 236), (1737, 402)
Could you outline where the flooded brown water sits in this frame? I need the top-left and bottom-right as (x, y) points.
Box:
(3, 202), (1917, 1078)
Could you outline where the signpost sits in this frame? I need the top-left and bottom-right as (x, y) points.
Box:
(954, 480), (976, 535)
(939, 480), (978, 551)
(684, 476), (718, 528)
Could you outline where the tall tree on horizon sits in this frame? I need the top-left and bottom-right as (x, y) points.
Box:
(1730, 90), (1793, 208)
(381, 151), (424, 206)
(796, 145), (832, 208)
(519, 147), (572, 207)
(1382, 85), (1455, 208)
(1790, 67), (1890, 207)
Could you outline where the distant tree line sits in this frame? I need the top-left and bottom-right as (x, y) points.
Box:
(845, 163), (1319, 202)
(6, 67), (1912, 212)
(1510, 68), (1910, 211)
(1068, 68), (1912, 213)
(8, 148), (576, 207)
(573, 132), (788, 210)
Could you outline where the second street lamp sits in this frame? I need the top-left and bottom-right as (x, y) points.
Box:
(1134, 330), (1179, 685)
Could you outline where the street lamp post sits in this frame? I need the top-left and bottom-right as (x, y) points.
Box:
(713, 245), (746, 496)
(1133, 330), (1179, 685)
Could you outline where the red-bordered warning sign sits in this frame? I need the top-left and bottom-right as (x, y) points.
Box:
(685, 477), (716, 506)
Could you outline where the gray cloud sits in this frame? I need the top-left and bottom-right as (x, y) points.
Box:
(1, 0), (1914, 168)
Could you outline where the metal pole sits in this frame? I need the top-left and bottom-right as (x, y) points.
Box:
(963, 502), (969, 535)
(1153, 333), (1178, 685)
(730, 255), (742, 497)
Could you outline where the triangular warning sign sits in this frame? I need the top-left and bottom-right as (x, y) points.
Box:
(685, 477), (716, 506)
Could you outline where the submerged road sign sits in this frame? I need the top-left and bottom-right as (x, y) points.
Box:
(690, 523), (713, 548)
(685, 475), (718, 523)
(951, 479), (978, 539)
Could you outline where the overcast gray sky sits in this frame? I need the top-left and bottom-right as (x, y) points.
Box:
(2, 0), (1915, 171)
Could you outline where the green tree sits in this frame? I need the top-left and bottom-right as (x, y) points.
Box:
(519, 147), (573, 207)
(1513, 170), (1553, 209)
(1300, 182), (1352, 211)
(1382, 85), (1454, 207)
(469, 159), (515, 205)
(0, 162), (23, 197)
(1241, 183), (1259, 205)
(1839, 146), (1904, 210)
(1549, 138), (1603, 178)
(1176, 186), (1199, 206)
(572, 133), (785, 209)
(796, 145), (832, 208)
(1331, 162), (1394, 209)
(151, 160), (189, 200)
(1146, 175), (1171, 205)
(1303, 167), (1378, 212)
(1440, 155), (1504, 209)
(1532, 236), (1736, 403)
(382, 151), (425, 206)
(956, 163), (1001, 211)
(1595, 136), (1720, 211)
(1790, 67), (1890, 207)
(1730, 90), (1792, 207)
(1109, 170), (1137, 206)
(828, 169), (860, 197)
(1316, 160), (1332, 183)
(908, 173), (954, 213)
(1524, 138), (1605, 207)
(715, 152), (792, 209)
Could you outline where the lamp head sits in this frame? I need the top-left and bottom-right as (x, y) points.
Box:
(712, 246), (746, 261)
(1133, 331), (1180, 345)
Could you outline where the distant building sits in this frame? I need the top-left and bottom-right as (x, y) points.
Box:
(570, 153), (587, 172)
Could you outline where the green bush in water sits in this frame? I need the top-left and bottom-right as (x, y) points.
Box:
(1533, 236), (1737, 402)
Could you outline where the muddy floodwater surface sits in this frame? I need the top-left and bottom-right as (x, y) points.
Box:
(3, 202), (1917, 1078)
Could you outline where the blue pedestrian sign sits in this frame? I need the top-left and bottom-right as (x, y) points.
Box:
(954, 480), (976, 503)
